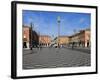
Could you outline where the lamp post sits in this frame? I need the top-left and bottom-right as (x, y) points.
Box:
(38, 31), (40, 49)
(30, 22), (33, 50)
(57, 16), (60, 48)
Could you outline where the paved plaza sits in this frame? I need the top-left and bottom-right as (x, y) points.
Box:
(23, 47), (91, 69)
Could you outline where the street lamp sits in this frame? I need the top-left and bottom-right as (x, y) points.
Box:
(38, 31), (40, 49)
(57, 16), (61, 48)
(30, 22), (33, 50)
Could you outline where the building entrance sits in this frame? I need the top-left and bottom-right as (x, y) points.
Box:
(23, 42), (27, 48)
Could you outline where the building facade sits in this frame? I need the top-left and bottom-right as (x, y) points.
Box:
(53, 36), (69, 47)
(69, 29), (90, 47)
(23, 26), (39, 49)
(32, 30), (39, 47)
(57, 36), (69, 46)
(39, 35), (51, 47)
(23, 26), (90, 48)
(23, 26), (30, 49)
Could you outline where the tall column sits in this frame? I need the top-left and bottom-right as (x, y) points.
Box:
(57, 16), (60, 48)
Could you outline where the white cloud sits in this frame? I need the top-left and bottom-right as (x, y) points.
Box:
(79, 18), (85, 23)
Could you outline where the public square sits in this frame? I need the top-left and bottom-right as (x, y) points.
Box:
(23, 11), (91, 69)
(23, 47), (90, 69)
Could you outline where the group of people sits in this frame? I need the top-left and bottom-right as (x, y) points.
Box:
(30, 44), (42, 50)
(72, 42), (75, 49)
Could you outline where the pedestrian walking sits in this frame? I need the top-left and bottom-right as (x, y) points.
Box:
(30, 45), (32, 50)
(72, 42), (75, 49)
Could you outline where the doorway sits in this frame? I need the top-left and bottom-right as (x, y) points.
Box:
(23, 42), (27, 48)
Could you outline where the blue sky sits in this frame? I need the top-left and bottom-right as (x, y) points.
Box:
(23, 10), (91, 38)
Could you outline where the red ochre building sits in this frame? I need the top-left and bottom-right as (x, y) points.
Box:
(54, 28), (90, 48)
(23, 26), (39, 49)
(23, 26), (90, 48)
(55, 36), (69, 46)
(69, 28), (90, 47)
(39, 35), (51, 47)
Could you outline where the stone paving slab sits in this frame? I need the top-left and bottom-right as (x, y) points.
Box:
(23, 48), (91, 69)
